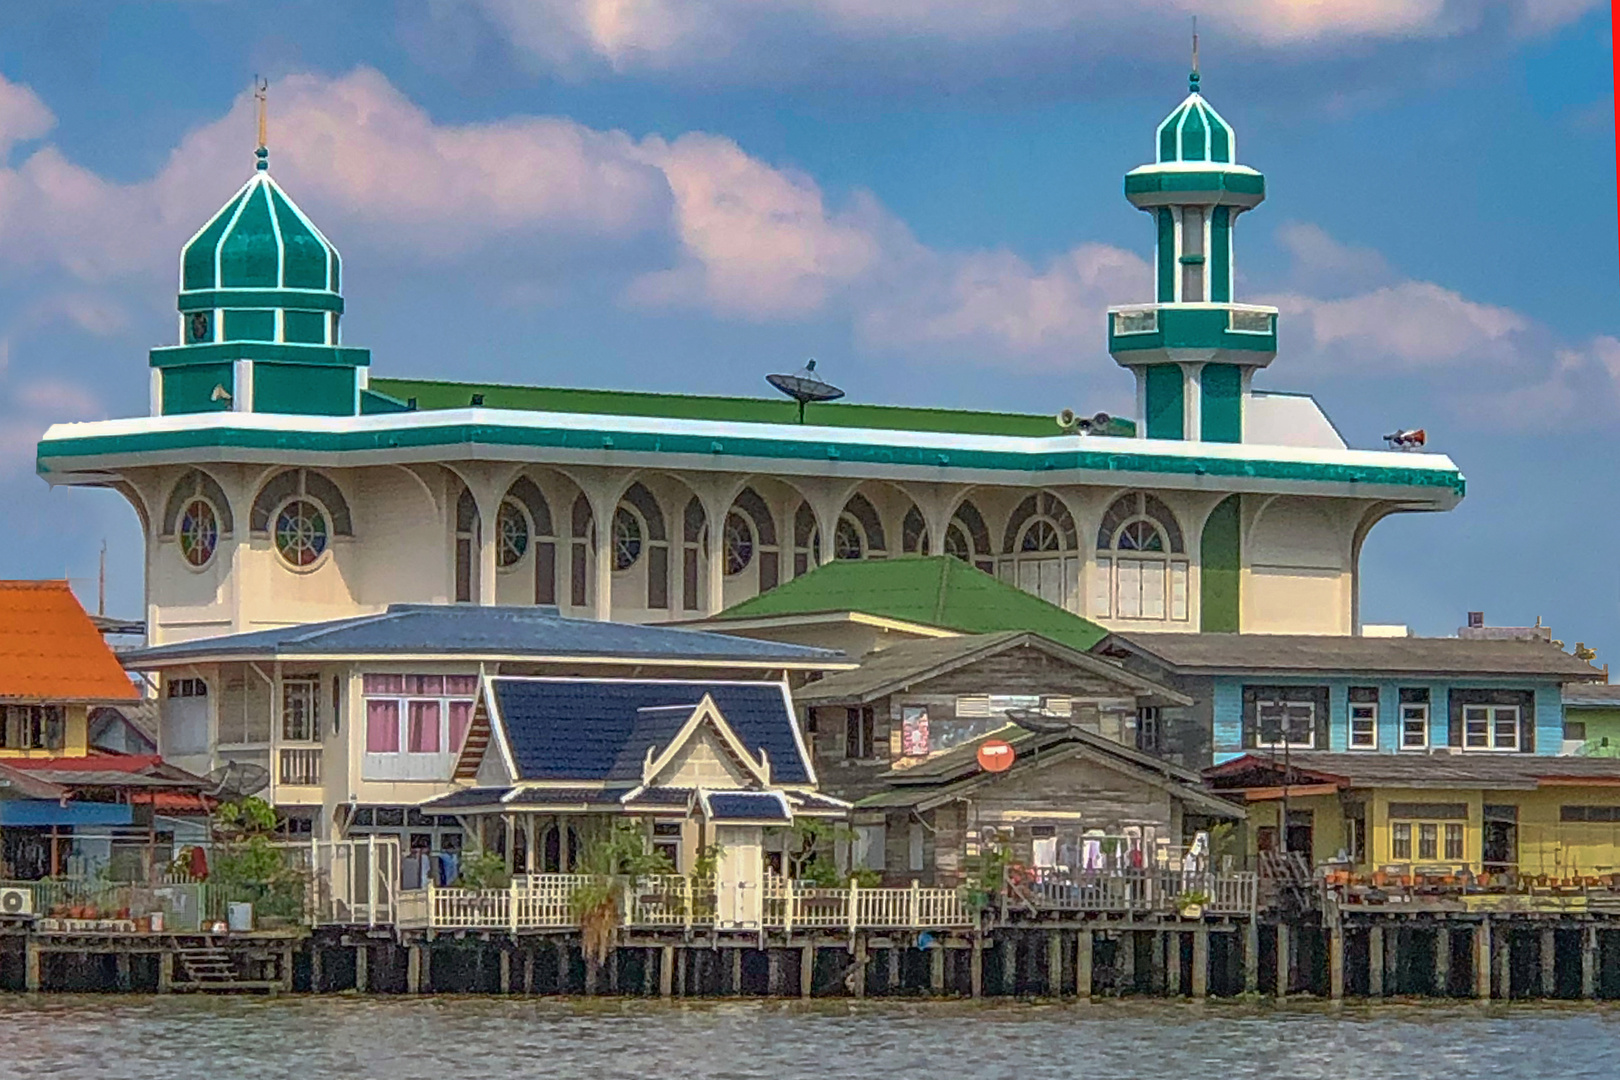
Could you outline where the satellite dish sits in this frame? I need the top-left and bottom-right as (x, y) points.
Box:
(767, 359), (845, 423)
(204, 761), (270, 801)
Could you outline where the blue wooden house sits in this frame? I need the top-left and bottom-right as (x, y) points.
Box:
(1091, 634), (1603, 768)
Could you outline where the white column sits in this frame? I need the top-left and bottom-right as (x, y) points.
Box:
(1133, 368), (1147, 435)
(589, 487), (618, 622)
(149, 368), (163, 417)
(1181, 362), (1204, 442)
(702, 494), (727, 615)
(233, 360), (255, 412)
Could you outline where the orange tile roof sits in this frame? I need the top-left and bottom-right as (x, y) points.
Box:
(0, 581), (138, 703)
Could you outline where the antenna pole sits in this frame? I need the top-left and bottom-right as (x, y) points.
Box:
(98, 540), (106, 617)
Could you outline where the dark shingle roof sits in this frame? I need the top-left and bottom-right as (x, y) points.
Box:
(1207, 751), (1620, 791)
(1100, 633), (1602, 680)
(795, 631), (1191, 707)
(705, 792), (791, 823)
(492, 678), (810, 785)
(120, 604), (847, 668)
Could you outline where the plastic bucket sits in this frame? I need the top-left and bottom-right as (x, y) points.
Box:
(226, 902), (253, 932)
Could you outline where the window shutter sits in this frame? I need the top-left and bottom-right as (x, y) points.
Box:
(1447, 691), (1462, 747)
(1312, 686), (1330, 750)
(1518, 691), (1536, 754)
(1241, 686), (1258, 749)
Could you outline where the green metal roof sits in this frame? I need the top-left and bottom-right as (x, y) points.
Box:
(367, 377), (1134, 440)
(713, 555), (1109, 652)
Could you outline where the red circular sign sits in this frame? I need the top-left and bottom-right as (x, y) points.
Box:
(977, 739), (1016, 772)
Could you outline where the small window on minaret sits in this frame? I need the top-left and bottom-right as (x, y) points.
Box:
(1181, 207), (1205, 302)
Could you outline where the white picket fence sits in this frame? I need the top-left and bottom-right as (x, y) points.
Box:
(396, 873), (973, 932)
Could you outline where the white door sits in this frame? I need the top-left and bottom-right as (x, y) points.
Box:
(714, 824), (763, 929)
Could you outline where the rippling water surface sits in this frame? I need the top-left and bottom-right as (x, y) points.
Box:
(3, 996), (1617, 1079)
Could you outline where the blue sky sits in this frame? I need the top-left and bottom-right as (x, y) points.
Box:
(0, 1), (1613, 653)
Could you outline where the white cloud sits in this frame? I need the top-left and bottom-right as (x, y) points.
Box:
(0, 74), (53, 160)
(458, 0), (1598, 75)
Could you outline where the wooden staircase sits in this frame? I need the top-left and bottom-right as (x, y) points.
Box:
(173, 946), (283, 993)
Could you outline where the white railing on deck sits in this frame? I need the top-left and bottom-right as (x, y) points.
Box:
(276, 836), (400, 927)
(397, 874), (974, 931)
(1020, 869), (1257, 916)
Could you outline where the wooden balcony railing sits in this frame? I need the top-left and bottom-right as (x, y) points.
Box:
(277, 747), (322, 787)
(1015, 868), (1258, 917)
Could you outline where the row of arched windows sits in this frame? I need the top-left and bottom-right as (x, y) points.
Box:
(164, 466), (1193, 621)
(161, 468), (354, 572)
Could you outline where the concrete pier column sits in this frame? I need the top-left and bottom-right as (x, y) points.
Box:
(282, 945), (295, 993)
(768, 948), (784, 996)
(1495, 926), (1511, 1000)
(999, 933), (1017, 996)
(676, 947), (688, 997)
(157, 950), (173, 994)
(929, 944), (945, 995)
(1047, 931), (1064, 997)
(801, 944), (815, 999)
(659, 945), (674, 997)
(25, 939), (42, 992)
(1243, 921), (1259, 994)
(1474, 921), (1491, 1000)
(1119, 930), (1136, 994)
(853, 935), (869, 998)
(354, 944), (369, 993)
(1328, 923), (1345, 1001)
(310, 944), (323, 993)
(731, 948), (744, 994)
(886, 944), (901, 995)
(1541, 927), (1557, 998)
(1275, 924), (1290, 999)
(970, 937), (984, 998)
(115, 952), (132, 992)
(1368, 925), (1384, 998)
(1150, 931), (1167, 994)
(1076, 930), (1094, 999)
(1166, 932), (1181, 996)
(1191, 929), (1209, 999)
(1434, 928), (1450, 996)
(524, 948), (535, 995)
(499, 949), (512, 995)
(1582, 927), (1598, 999)
(407, 944), (424, 994)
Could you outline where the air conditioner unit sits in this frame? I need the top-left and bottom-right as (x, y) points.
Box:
(0, 887), (34, 917)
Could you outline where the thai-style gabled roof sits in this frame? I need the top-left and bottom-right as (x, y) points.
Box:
(857, 721), (1242, 819)
(120, 603), (849, 670)
(0, 581), (139, 703)
(713, 556), (1110, 654)
(793, 631), (1191, 708)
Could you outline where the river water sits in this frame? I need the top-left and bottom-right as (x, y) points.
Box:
(2, 997), (1616, 1079)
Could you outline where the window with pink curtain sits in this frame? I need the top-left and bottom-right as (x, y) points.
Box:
(449, 701), (473, 752)
(446, 675), (479, 696)
(366, 700), (400, 752)
(408, 700), (442, 753)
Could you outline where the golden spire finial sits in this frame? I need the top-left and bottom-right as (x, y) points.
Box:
(1190, 17), (1201, 93)
(254, 77), (269, 170)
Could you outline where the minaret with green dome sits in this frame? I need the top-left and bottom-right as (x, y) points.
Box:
(1108, 59), (1278, 443)
(151, 89), (389, 418)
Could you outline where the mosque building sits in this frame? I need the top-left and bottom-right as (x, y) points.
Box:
(36, 74), (1463, 646)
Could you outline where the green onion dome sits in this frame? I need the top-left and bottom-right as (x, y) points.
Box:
(1155, 73), (1237, 165)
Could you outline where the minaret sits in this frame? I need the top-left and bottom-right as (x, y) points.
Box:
(151, 80), (379, 418)
(1108, 47), (1277, 443)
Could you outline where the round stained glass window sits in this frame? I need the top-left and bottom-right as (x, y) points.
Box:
(1116, 520), (1164, 552)
(497, 501), (529, 568)
(945, 522), (972, 562)
(612, 506), (642, 571)
(274, 500), (328, 567)
(833, 517), (863, 561)
(723, 512), (754, 576)
(178, 499), (218, 568)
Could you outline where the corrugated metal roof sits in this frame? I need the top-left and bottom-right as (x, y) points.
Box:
(0, 581), (139, 703)
(1564, 684), (1620, 706)
(120, 604), (847, 667)
(1101, 632), (1602, 679)
(712, 557), (1109, 654)
(704, 791), (790, 823)
(1207, 751), (1620, 790)
(795, 631), (1190, 706)
(492, 678), (810, 785)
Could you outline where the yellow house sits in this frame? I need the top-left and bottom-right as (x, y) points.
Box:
(1206, 752), (1620, 882)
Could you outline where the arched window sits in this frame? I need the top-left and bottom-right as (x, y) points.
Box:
(250, 470), (347, 571)
(571, 483), (670, 611)
(730, 487), (779, 591)
(570, 493), (592, 609)
(1094, 493), (1188, 622)
(903, 502), (994, 575)
(999, 491), (1079, 610)
(274, 500), (329, 568)
(454, 487), (479, 602)
(612, 506), (644, 570)
(497, 501), (528, 567)
(683, 497), (706, 611)
(178, 499), (219, 569)
(795, 495), (883, 570)
(162, 469), (235, 539)
(505, 476), (555, 605)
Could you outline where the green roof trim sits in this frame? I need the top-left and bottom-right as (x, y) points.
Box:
(367, 377), (1132, 439)
(150, 342), (370, 369)
(178, 290), (344, 314)
(713, 556), (1110, 652)
(34, 417), (1467, 496)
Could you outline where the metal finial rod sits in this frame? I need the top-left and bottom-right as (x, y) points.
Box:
(254, 76), (269, 169)
(1190, 17), (1201, 93)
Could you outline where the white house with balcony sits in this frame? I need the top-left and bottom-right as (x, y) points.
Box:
(38, 72), (1463, 645)
(122, 604), (850, 848)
